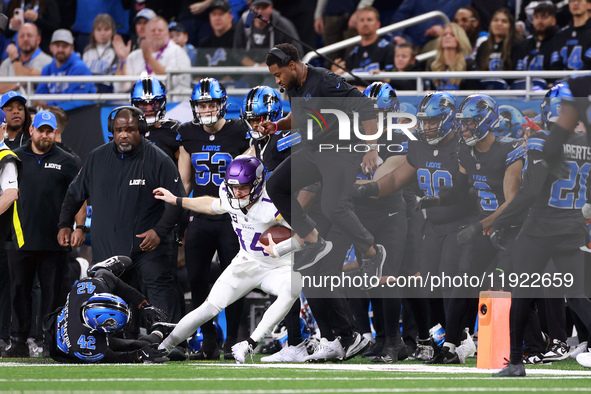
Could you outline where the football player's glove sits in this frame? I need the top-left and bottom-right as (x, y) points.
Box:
(416, 196), (439, 210)
(137, 344), (169, 363)
(352, 182), (379, 198)
(140, 303), (167, 325)
(87, 255), (132, 277)
(490, 227), (507, 251)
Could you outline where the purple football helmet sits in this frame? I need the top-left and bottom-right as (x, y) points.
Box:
(224, 155), (266, 209)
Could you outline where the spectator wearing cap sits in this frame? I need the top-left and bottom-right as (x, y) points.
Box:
(0, 23), (52, 95)
(112, 8), (157, 69)
(116, 17), (191, 95)
(0, 106), (20, 356)
(234, 0), (303, 84)
(34, 29), (96, 111)
(3, 110), (82, 358)
(169, 21), (198, 66)
(1, 91), (31, 150)
(197, 0), (236, 69)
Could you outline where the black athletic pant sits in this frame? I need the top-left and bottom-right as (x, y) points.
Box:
(184, 216), (243, 347)
(0, 249), (9, 341)
(267, 148), (374, 255)
(7, 250), (66, 339)
(509, 232), (591, 364)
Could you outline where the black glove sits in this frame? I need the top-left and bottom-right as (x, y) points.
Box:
(140, 303), (168, 325)
(457, 222), (483, 245)
(416, 196), (439, 210)
(352, 182), (379, 198)
(490, 227), (506, 251)
(137, 344), (169, 363)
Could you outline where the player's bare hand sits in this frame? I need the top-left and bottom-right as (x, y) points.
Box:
(361, 150), (379, 175)
(257, 234), (277, 257)
(58, 228), (72, 247)
(71, 228), (86, 247)
(153, 187), (175, 204)
(257, 121), (277, 137)
(137, 229), (161, 252)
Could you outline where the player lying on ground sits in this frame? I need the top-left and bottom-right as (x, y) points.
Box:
(154, 155), (303, 363)
(43, 256), (174, 363)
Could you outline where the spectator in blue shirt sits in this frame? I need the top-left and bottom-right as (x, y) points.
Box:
(35, 29), (96, 111)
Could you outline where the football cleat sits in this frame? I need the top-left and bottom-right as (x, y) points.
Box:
(232, 341), (254, 364)
(304, 338), (344, 362)
(412, 342), (435, 361)
(1, 338), (29, 358)
(371, 344), (397, 364)
(576, 352), (591, 368)
(261, 341), (308, 362)
(523, 353), (545, 365)
(456, 327), (476, 364)
(293, 237), (333, 271)
(341, 332), (370, 360)
(569, 341), (588, 359)
(492, 363), (526, 377)
(150, 322), (177, 338)
(363, 339), (383, 358)
(542, 339), (570, 361)
(359, 244), (386, 290)
(424, 346), (460, 364)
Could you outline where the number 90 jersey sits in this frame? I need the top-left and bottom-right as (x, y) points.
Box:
(406, 134), (471, 225)
(213, 185), (291, 265)
(178, 119), (250, 198)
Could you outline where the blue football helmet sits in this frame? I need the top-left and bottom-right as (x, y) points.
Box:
(541, 83), (572, 128)
(363, 82), (400, 113)
(457, 94), (498, 146)
(191, 77), (228, 126)
(416, 92), (457, 145)
(81, 293), (131, 333)
(241, 86), (283, 140)
(130, 73), (167, 126)
(495, 105), (526, 138)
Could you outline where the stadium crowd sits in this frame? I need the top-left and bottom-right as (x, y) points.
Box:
(0, 0), (591, 379)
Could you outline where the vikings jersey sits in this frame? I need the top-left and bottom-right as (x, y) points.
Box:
(458, 136), (524, 219)
(515, 27), (558, 71)
(550, 20), (591, 70)
(252, 130), (298, 176)
(145, 119), (181, 163)
(178, 119), (249, 198)
(496, 131), (590, 243)
(345, 38), (395, 74)
(406, 134), (470, 224)
(214, 186), (290, 265)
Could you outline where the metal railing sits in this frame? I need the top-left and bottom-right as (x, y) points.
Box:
(4, 69), (589, 102)
(301, 11), (450, 64)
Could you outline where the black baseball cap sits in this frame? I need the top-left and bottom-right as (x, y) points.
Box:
(209, 0), (231, 13)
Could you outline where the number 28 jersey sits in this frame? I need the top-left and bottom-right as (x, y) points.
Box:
(178, 119), (250, 198)
(213, 185), (291, 265)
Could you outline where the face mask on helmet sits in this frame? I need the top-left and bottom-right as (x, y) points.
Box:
(241, 86), (283, 140)
(131, 97), (166, 126)
(81, 293), (130, 333)
(417, 92), (456, 146)
(191, 78), (228, 126)
(130, 74), (167, 126)
(224, 155), (266, 209)
(457, 95), (498, 146)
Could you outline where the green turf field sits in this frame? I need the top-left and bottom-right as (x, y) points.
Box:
(1, 356), (591, 393)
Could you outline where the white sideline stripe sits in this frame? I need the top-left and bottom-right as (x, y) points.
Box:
(1, 389), (591, 393)
(1, 362), (591, 376)
(190, 363), (591, 376)
(2, 376), (591, 383)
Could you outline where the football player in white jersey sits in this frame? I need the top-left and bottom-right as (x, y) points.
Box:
(153, 155), (302, 363)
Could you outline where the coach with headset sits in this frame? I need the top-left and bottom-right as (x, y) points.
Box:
(57, 106), (185, 324)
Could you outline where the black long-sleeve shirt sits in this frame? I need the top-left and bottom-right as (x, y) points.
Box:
(58, 138), (185, 261)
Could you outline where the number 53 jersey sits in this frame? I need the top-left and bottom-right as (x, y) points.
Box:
(178, 119), (250, 198)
